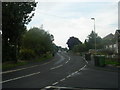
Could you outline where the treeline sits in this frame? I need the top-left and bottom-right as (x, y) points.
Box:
(20, 27), (57, 60)
(66, 31), (104, 53)
(2, 2), (58, 63)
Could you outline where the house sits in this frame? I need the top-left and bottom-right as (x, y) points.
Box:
(103, 33), (116, 51)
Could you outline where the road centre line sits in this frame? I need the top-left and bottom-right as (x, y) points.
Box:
(65, 61), (69, 64)
(51, 64), (87, 86)
(60, 78), (65, 82)
(52, 82), (59, 85)
(1, 65), (39, 74)
(50, 64), (63, 70)
(2, 52), (66, 74)
(1, 72), (41, 84)
(1, 56), (55, 74)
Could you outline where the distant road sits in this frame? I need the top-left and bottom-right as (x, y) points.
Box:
(2, 51), (118, 89)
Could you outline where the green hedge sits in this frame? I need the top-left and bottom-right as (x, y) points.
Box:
(19, 49), (35, 60)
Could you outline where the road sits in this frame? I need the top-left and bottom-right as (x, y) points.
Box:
(2, 51), (119, 89)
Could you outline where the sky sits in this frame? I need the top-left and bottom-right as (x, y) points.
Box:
(27, 0), (119, 48)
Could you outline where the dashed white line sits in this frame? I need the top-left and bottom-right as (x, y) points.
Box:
(60, 78), (65, 82)
(52, 82), (59, 85)
(1, 65), (39, 74)
(2, 60), (53, 75)
(69, 57), (70, 60)
(50, 65), (63, 70)
(82, 57), (88, 64)
(66, 75), (71, 78)
(65, 61), (69, 64)
(0, 72), (41, 84)
(74, 71), (78, 74)
(79, 65), (86, 71)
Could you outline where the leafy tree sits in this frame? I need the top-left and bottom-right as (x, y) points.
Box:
(21, 27), (54, 59)
(85, 31), (103, 50)
(72, 43), (86, 53)
(2, 2), (37, 62)
(66, 36), (82, 50)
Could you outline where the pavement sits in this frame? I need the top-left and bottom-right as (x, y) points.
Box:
(1, 51), (119, 90)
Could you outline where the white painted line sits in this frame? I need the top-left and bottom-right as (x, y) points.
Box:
(50, 64), (63, 70)
(69, 57), (70, 60)
(71, 73), (74, 75)
(52, 82), (59, 85)
(45, 86), (53, 89)
(1, 65), (39, 74)
(60, 78), (65, 82)
(65, 61), (69, 64)
(86, 60), (88, 64)
(66, 75), (71, 78)
(74, 71), (78, 74)
(2, 59), (54, 74)
(0, 72), (41, 84)
(79, 65), (86, 71)
(82, 57), (88, 64)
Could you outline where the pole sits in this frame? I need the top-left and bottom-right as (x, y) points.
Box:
(94, 19), (96, 51)
(91, 18), (96, 51)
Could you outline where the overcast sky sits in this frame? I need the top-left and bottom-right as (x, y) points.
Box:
(27, 0), (119, 48)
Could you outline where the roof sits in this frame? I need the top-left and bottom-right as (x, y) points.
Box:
(115, 30), (120, 35)
(103, 33), (114, 40)
(117, 30), (120, 33)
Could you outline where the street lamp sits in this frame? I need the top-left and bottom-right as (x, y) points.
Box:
(91, 18), (96, 51)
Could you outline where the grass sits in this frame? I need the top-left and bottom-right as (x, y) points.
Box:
(2, 61), (28, 70)
(105, 58), (120, 66)
(2, 54), (53, 70)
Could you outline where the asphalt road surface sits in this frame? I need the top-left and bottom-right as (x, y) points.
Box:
(1, 51), (119, 89)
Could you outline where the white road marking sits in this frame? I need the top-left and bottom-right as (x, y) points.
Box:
(60, 78), (65, 82)
(65, 61), (69, 64)
(0, 72), (41, 84)
(82, 57), (88, 64)
(2, 60), (53, 74)
(79, 65), (86, 71)
(52, 82), (59, 85)
(69, 57), (70, 60)
(74, 71), (78, 74)
(50, 65), (63, 70)
(66, 75), (71, 78)
(1, 65), (39, 74)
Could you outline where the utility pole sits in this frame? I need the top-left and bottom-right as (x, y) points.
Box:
(91, 18), (96, 51)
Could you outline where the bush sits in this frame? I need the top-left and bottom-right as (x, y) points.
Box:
(19, 49), (35, 60)
(96, 49), (114, 55)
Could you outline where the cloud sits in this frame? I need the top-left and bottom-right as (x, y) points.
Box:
(27, 2), (118, 48)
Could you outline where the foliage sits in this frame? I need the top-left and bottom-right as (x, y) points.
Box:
(2, 2), (37, 62)
(85, 31), (103, 50)
(72, 44), (86, 53)
(96, 49), (115, 55)
(21, 27), (54, 59)
(19, 49), (35, 60)
(66, 36), (82, 50)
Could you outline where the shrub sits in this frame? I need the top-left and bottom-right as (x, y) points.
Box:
(19, 49), (35, 60)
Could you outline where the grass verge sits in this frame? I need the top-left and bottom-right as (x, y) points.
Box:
(105, 59), (120, 66)
(2, 54), (53, 70)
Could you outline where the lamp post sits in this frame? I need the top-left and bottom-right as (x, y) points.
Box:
(91, 18), (96, 51)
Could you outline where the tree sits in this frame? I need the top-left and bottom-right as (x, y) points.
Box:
(2, 2), (37, 62)
(86, 31), (103, 50)
(21, 27), (54, 59)
(66, 36), (82, 50)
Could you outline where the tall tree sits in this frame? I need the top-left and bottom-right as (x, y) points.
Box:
(66, 36), (82, 50)
(21, 27), (54, 58)
(86, 31), (103, 49)
(2, 2), (37, 62)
